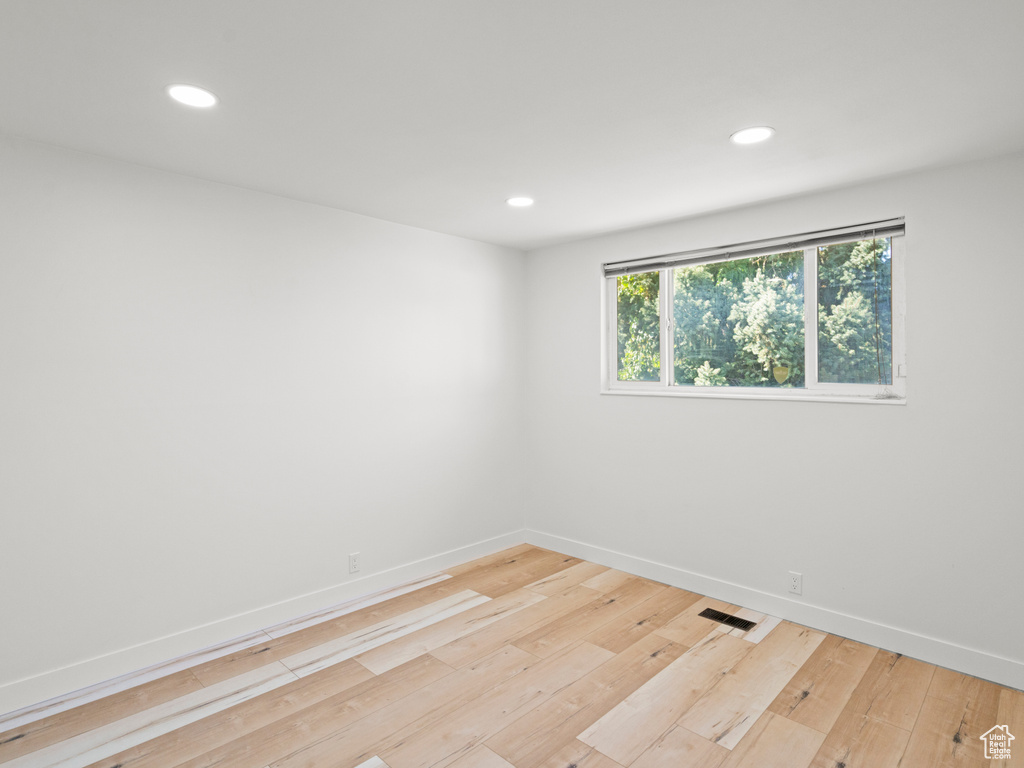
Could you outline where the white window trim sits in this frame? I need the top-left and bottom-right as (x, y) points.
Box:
(601, 231), (907, 405)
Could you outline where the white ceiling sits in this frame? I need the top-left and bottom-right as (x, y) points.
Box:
(3, 1), (1023, 251)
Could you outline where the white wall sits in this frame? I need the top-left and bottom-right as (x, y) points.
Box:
(0, 136), (526, 713)
(524, 150), (1024, 688)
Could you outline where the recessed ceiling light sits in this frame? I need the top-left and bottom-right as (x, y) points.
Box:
(730, 126), (775, 145)
(167, 84), (218, 108)
(506, 197), (534, 207)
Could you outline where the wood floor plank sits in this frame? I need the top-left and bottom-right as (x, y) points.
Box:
(281, 590), (490, 678)
(630, 725), (728, 768)
(807, 711), (911, 768)
(476, 552), (583, 599)
(2, 663), (297, 768)
(678, 621), (826, 750)
(578, 630), (752, 766)
(841, 650), (936, 732)
(451, 544), (559, 580)
(995, 686), (1024, 767)
(263, 574), (453, 639)
(354, 588), (545, 674)
(0, 671), (206, 764)
(444, 745), (514, 768)
(171, 653), (455, 768)
(188, 590), (441, 686)
(579, 568), (637, 594)
(740, 615), (782, 644)
(524, 561), (609, 597)
(720, 610), (782, 644)
(768, 635), (878, 734)
(377, 642), (614, 768)
(717, 712), (824, 768)
(653, 596), (741, 648)
(512, 577), (667, 658)
(485, 633), (687, 768)
(805, 649), (936, 768)
(997, 684), (1024, 723)
(0, 632), (270, 734)
(583, 587), (701, 654)
(899, 695), (990, 768)
(83, 659), (375, 768)
(442, 548), (581, 599)
(532, 740), (625, 768)
(441, 545), (536, 578)
(264, 644), (550, 768)
(899, 667), (1002, 768)
(928, 665), (1005, 706)
(430, 584), (600, 669)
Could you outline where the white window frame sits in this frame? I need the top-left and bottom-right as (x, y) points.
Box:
(602, 227), (907, 404)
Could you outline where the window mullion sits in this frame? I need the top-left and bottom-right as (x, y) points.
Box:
(804, 247), (819, 389)
(890, 235), (907, 396)
(660, 268), (673, 387)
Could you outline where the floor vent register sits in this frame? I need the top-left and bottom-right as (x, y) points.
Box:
(697, 607), (757, 632)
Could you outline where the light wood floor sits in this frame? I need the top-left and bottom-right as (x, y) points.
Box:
(2, 545), (1021, 768)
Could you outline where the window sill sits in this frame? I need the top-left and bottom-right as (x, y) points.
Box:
(601, 385), (906, 405)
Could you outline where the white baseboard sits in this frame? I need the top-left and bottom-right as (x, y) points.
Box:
(526, 529), (1024, 692)
(0, 529), (527, 718)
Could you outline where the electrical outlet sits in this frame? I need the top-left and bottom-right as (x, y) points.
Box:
(788, 571), (803, 595)
(349, 552), (361, 574)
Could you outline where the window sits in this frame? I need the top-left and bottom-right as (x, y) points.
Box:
(603, 219), (906, 403)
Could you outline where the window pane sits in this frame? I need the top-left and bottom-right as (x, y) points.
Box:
(616, 271), (660, 382)
(817, 237), (893, 385)
(672, 251), (804, 387)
